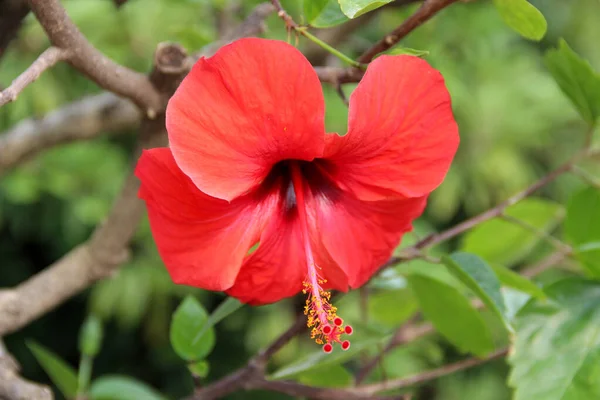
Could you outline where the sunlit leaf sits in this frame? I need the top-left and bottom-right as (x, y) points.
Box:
(369, 288), (419, 328)
(270, 335), (389, 379)
(502, 288), (532, 321)
(382, 47), (429, 57)
(188, 360), (210, 378)
(565, 186), (600, 277)
(461, 198), (564, 266)
(297, 364), (353, 387)
(79, 315), (103, 357)
(545, 39), (600, 126)
(90, 375), (167, 400)
(304, 0), (349, 27)
(191, 297), (243, 345)
(338, 0), (394, 18)
(491, 264), (547, 300)
(407, 275), (495, 356)
(509, 278), (600, 399)
(493, 0), (547, 41)
(170, 296), (215, 361)
(27, 341), (78, 399)
(442, 252), (512, 333)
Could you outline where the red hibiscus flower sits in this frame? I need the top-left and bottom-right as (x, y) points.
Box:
(135, 38), (458, 353)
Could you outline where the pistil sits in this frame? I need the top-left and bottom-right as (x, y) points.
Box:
(290, 162), (352, 353)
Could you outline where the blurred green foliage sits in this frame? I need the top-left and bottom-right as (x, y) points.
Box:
(2, 0), (600, 399)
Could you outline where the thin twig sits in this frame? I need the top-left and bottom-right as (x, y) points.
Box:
(357, 348), (508, 395)
(0, 2), (279, 336)
(270, 0), (363, 68)
(0, 43), (189, 336)
(571, 165), (600, 188)
(0, 47), (69, 107)
(355, 317), (431, 383)
(254, 315), (307, 364)
(500, 214), (572, 253)
(0, 93), (139, 174)
(25, 0), (163, 113)
(0, 2), (276, 175)
(190, 333), (504, 399)
(357, 0), (459, 64)
(383, 150), (595, 269)
(521, 250), (571, 278)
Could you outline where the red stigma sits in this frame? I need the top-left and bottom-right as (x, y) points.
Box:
(322, 325), (332, 335)
(334, 317), (343, 326)
(341, 340), (351, 351)
(323, 343), (333, 353)
(344, 325), (353, 335)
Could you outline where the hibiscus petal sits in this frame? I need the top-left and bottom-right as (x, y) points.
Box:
(314, 191), (428, 288)
(227, 186), (347, 305)
(225, 209), (306, 305)
(166, 38), (326, 202)
(135, 148), (279, 291)
(324, 55), (459, 200)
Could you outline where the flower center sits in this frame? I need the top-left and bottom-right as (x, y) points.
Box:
(289, 161), (352, 353)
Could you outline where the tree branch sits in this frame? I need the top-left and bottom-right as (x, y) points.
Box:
(0, 2), (276, 174)
(0, 47), (69, 106)
(357, 0), (459, 64)
(0, 340), (53, 400)
(24, 0), (163, 113)
(356, 317), (433, 383)
(0, 43), (189, 336)
(198, 2), (275, 58)
(0, 2), (277, 336)
(0, 93), (139, 174)
(357, 348), (508, 395)
(189, 325), (503, 399)
(384, 149), (596, 268)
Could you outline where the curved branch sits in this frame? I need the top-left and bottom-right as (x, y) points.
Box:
(0, 42), (189, 336)
(0, 2), (276, 174)
(0, 93), (139, 173)
(0, 3), (277, 336)
(0, 47), (69, 107)
(357, 0), (459, 64)
(0, 340), (53, 400)
(25, 0), (163, 113)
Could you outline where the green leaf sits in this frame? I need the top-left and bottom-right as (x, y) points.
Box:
(192, 297), (243, 345)
(89, 375), (167, 400)
(188, 360), (210, 378)
(442, 252), (512, 333)
(27, 341), (78, 399)
(369, 288), (419, 328)
(79, 315), (103, 357)
(304, 0), (349, 28)
(369, 267), (408, 290)
(565, 187), (600, 244)
(545, 39), (600, 126)
(508, 278), (600, 399)
(502, 288), (532, 321)
(491, 264), (547, 300)
(565, 186), (600, 276)
(270, 335), (389, 379)
(170, 296), (215, 361)
(407, 275), (495, 356)
(383, 47), (429, 57)
(461, 198), (563, 267)
(493, 0), (547, 41)
(297, 364), (353, 387)
(338, 0), (394, 18)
